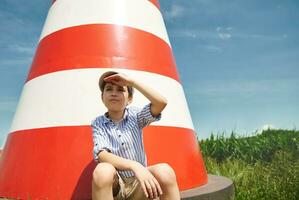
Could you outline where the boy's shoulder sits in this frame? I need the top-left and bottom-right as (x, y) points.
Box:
(127, 105), (151, 118)
(91, 114), (107, 127)
(127, 105), (142, 114)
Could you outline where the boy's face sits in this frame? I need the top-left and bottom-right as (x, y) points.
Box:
(101, 83), (132, 112)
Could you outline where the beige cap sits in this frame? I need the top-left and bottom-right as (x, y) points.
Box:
(98, 71), (118, 92)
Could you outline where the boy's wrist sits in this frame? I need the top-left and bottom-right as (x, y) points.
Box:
(128, 160), (142, 171)
(128, 78), (136, 87)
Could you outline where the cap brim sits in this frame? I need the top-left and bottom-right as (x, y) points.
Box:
(99, 71), (118, 91)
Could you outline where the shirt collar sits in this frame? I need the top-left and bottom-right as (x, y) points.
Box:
(103, 108), (129, 124)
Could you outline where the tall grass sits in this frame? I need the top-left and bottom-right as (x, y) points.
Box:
(200, 130), (299, 200)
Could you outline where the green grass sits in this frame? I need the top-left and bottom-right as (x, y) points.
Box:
(200, 129), (299, 200)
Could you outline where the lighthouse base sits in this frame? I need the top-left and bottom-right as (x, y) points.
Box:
(180, 174), (234, 200)
(0, 175), (234, 200)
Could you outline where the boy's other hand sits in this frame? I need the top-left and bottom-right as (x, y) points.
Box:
(104, 73), (133, 87)
(131, 162), (163, 199)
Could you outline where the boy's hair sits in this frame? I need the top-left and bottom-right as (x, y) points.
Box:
(99, 71), (134, 98)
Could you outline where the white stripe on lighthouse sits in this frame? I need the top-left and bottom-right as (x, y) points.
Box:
(41, 0), (170, 46)
(10, 69), (194, 133)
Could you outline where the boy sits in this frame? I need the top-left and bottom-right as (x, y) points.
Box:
(91, 71), (180, 200)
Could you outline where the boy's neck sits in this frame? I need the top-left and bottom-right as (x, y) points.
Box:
(107, 110), (125, 123)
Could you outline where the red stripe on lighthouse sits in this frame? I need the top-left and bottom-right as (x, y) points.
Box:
(148, 0), (160, 9)
(0, 126), (207, 199)
(144, 126), (208, 189)
(27, 24), (179, 82)
(0, 126), (94, 200)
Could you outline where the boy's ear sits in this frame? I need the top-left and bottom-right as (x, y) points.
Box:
(127, 96), (133, 105)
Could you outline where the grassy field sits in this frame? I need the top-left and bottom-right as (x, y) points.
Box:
(200, 129), (299, 200)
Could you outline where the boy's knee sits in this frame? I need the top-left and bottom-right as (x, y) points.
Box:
(93, 162), (117, 188)
(152, 163), (177, 186)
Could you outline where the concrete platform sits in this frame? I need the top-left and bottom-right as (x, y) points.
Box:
(180, 174), (234, 200)
(0, 174), (234, 200)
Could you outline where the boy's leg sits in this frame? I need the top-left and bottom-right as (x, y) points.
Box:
(147, 163), (180, 200)
(92, 162), (120, 200)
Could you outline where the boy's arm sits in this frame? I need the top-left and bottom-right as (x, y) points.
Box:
(104, 74), (167, 117)
(99, 151), (163, 198)
(131, 79), (167, 117)
(98, 150), (135, 171)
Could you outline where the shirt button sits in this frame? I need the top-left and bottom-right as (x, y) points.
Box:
(118, 135), (121, 137)
(122, 143), (124, 145)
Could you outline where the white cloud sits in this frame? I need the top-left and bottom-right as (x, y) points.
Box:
(218, 32), (231, 40)
(192, 78), (299, 96)
(216, 27), (222, 32)
(214, 27), (284, 42)
(216, 26), (232, 40)
(205, 45), (222, 53)
(183, 30), (197, 38)
(0, 57), (32, 66)
(9, 44), (35, 54)
(164, 4), (185, 19)
(256, 124), (276, 134)
(170, 29), (218, 40)
(169, 29), (198, 38)
(234, 33), (285, 41)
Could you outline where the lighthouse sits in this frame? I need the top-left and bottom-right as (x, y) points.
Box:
(0, 0), (233, 199)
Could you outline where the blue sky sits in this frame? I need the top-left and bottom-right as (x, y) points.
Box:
(0, 0), (298, 147)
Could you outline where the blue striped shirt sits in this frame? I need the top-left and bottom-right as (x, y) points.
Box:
(91, 103), (161, 177)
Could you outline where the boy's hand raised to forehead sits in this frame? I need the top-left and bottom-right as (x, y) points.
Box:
(104, 73), (133, 87)
(104, 71), (167, 117)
